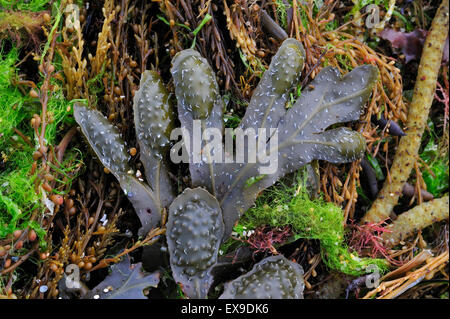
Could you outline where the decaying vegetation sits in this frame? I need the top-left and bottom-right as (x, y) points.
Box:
(0, 0), (448, 299)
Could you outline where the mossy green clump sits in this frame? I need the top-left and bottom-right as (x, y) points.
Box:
(1, 1), (83, 252)
(239, 172), (389, 276)
(0, 45), (38, 239)
(421, 141), (448, 197)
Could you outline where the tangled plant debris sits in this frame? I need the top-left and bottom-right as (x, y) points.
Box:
(0, 0), (448, 300)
